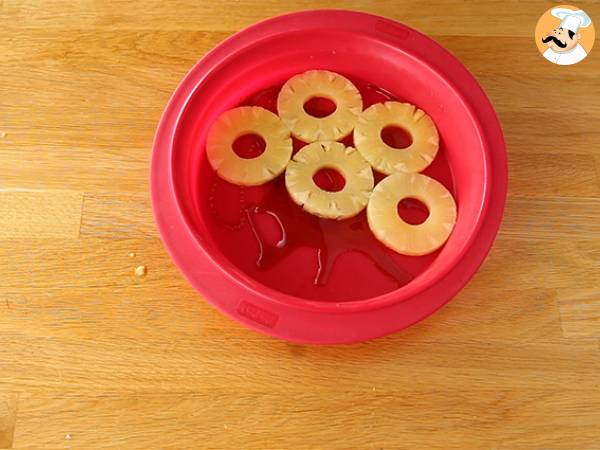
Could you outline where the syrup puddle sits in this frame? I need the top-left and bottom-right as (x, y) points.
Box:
(241, 178), (413, 287)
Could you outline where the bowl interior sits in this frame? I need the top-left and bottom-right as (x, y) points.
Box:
(171, 29), (488, 304)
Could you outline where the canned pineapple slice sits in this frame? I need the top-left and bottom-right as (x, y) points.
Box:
(367, 172), (456, 255)
(277, 70), (362, 142)
(206, 106), (292, 186)
(354, 101), (439, 175)
(285, 141), (374, 220)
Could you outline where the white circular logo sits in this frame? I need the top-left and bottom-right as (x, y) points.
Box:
(535, 5), (594, 66)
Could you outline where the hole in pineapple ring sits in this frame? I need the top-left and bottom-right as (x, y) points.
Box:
(381, 125), (413, 149)
(397, 197), (430, 225)
(313, 167), (346, 192)
(232, 133), (266, 159)
(303, 96), (337, 118)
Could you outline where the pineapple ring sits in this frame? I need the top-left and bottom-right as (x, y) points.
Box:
(206, 106), (292, 186)
(367, 172), (457, 256)
(354, 101), (439, 175)
(285, 141), (374, 220)
(277, 70), (363, 142)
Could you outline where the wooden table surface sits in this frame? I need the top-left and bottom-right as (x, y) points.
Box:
(2, 1), (600, 448)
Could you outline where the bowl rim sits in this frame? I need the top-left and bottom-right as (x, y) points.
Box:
(170, 10), (490, 311)
(151, 9), (508, 343)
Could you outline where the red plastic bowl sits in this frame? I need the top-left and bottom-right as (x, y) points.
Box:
(151, 10), (507, 344)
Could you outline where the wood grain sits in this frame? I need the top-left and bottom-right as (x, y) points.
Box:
(508, 153), (600, 197)
(0, 239), (176, 290)
(558, 289), (600, 338)
(0, 1), (554, 35)
(0, 191), (83, 238)
(11, 390), (600, 450)
(1, 0), (600, 448)
(468, 237), (600, 292)
(500, 197), (600, 240)
(0, 395), (18, 449)
(80, 193), (154, 238)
